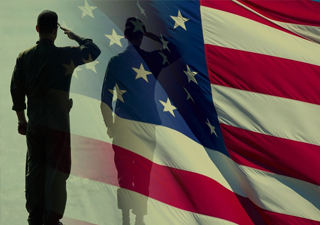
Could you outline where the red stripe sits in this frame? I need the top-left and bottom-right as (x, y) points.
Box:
(239, 199), (320, 225)
(71, 135), (118, 186)
(221, 124), (320, 186)
(200, 0), (303, 38)
(259, 209), (320, 225)
(205, 45), (320, 105)
(70, 135), (263, 225)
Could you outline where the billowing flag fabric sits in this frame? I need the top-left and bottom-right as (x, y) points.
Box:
(1, 0), (320, 224)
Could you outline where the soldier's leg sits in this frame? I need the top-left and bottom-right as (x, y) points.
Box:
(113, 144), (135, 225)
(132, 133), (156, 224)
(26, 124), (46, 225)
(43, 128), (71, 225)
(131, 157), (151, 222)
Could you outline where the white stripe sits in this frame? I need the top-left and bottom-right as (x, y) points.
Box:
(66, 175), (237, 225)
(200, 6), (320, 67)
(208, 151), (320, 222)
(211, 84), (320, 147)
(70, 93), (112, 144)
(70, 93), (320, 221)
(230, 0), (320, 45)
(278, 21), (320, 44)
(237, 165), (320, 221)
(70, 93), (245, 196)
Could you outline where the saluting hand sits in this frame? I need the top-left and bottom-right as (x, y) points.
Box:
(60, 26), (77, 40)
(144, 32), (160, 42)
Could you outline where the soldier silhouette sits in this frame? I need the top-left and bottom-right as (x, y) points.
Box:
(10, 10), (101, 225)
(101, 17), (182, 225)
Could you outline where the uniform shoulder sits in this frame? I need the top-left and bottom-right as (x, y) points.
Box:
(18, 45), (37, 58)
(56, 45), (79, 52)
(108, 54), (122, 64)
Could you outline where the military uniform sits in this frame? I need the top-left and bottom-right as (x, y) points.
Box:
(11, 37), (101, 225)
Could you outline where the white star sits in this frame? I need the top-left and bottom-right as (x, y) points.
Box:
(131, 18), (145, 33)
(184, 65), (198, 84)
(183, 87), (194, 102)
(160, 98), (177, 117)
(72, 67), (82, 79)
(206, 119), (218, 137)
(132, 64), (152, 82)
(159, 51), (169, 65)
(78, 0), (97, 18)
(109, 84), (127, 103)
(137, 1), (147, 18)
(85, 61), (99, 73)
(62, 60), (76, 76)
(61, 22), (73, 31)
(160, 34), (170, 51)
(105, 29), (124, 47)
(83, 54), (94, 63)
(170, 10), (190, 30)
(83, 54), (99, 73)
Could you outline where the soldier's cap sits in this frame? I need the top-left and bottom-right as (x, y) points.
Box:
(124, 17), (146, 38)
(37, 10), (60, 27)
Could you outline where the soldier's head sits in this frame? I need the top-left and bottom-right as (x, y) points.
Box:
(36, 10), (60, 41)
(124, 17), (146, 46)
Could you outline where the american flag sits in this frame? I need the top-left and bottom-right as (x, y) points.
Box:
(2, 0), (320, 224)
